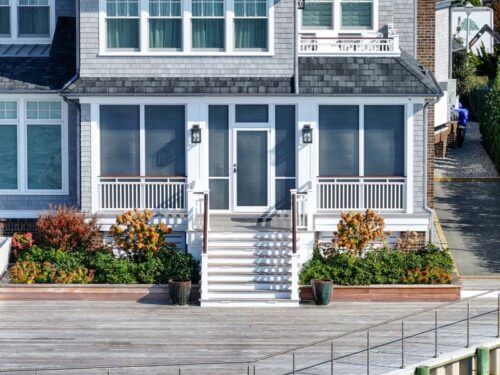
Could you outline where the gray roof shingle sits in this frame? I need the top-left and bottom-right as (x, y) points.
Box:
(63, 49), (442, 97)
(0, 17), (76, 92)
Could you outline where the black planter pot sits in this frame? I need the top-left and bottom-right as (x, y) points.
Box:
(169, 280), (192, 306)
(311, 279), (333, 305)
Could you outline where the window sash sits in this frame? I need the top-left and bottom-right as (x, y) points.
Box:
(191, 18), (225, 50)
(17, 1), (50, 37)
(340, 0), (373, 29)
(0, 125), (18, 190)
(302, 1), (333, 29)
(0, 2), (10, 36)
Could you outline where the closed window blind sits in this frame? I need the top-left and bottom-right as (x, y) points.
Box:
(275, 105), (296, 210)
(319, 105), (359, 176)
(302, 1), (333, 29)
(364, 105), (405, 176)
(341, 1), (372, 28)
(149, 0), (182, 49)
(18, 0), (50, 37)
(145, 105), (186, 176)
(100, 105), (140, 176)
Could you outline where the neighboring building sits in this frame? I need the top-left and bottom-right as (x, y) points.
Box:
(0, 0), (442, 306)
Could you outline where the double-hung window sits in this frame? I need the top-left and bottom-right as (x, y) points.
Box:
(234, 0), (268, 50)
(0, 101), (18, 191)
(191, 0), (225, 50)
(106, 0), (140, 49)
(149, 0), (182, 50)
(0, 0), (10, 36)
(0, 98), (67, 194)
(302, 0), (333, 29)
(18, 0), (50, 37)
(340, 0), (373, 29)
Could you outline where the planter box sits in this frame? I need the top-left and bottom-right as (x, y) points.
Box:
(0, 284), (200, 303)
(300, 284), (461, 302)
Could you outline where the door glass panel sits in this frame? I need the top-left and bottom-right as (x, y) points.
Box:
(237, 131), (267, 207)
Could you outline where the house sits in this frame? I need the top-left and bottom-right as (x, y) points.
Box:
(0, 0), (442, 306)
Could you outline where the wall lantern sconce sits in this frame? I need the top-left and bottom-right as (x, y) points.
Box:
(302, 125), (313, 144)
(297, 0), (305, 10)
(191, 124), (202, 144)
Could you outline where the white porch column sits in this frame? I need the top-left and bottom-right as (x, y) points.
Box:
(90, 103), (100, 214)
(405, 103), (414, 214)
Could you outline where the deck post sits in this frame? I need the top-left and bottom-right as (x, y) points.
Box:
(202, 192), (209, 254)
(477, 347), (489, 375)
(434, 310), (438, 358)
(291, 192), (298, 254)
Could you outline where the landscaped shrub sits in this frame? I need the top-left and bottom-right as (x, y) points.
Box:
(18, 246), (88, 272)
(156, 247), (200, 283)
(10, 232), (34, 260)
(10, 261), (94, 284)
(109, 210), (172, 258)
(327, 209), (389, 256)
(479, 67), (500, 171)
(89, 251), (138, 284)
(36, 206), (104, 253)
(300, 245), (454, 286)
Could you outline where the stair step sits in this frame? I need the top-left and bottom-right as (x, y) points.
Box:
(208, 282), (291, 291)
(207, 258), (291, 266)
(207, 274), (292, 282)
(207, 290), (292, 299)
(208, 265), (291, 274)
(200, 299), (299, 307)
(208, 240), (293, 248)
(208, 249), (293, 257)
(209, 232), (292, 240)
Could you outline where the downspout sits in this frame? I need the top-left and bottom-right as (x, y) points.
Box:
(294, 0), (299, 94)
(423, 98), (439, 244)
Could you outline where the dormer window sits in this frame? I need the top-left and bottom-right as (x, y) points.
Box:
(300, 0), (375, 32)
(0, 0), (54, 42)
(0, 0), (10, 36)
(18, 0), (50, 37)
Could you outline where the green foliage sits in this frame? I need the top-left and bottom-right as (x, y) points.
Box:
(299, 246), (454, 286)
(156, 247), (200, 283)
(88, 251), (138, 284)
(479, 67), (500, 171)
(18, 246), (88, 272)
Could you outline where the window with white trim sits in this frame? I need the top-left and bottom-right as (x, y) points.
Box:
(191, 0), (225, 50)
(99, 0), (272, 54)
(234, 0), (268, 50)
(300, 0), (375, 32)
(0, 98), (67, 194)
(149, 0), (183, 50)
(0, 0), (55, 42)
(340, 0), (373, 29)
(106, 0), (140, 49)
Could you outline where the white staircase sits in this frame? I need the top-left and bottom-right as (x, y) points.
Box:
(200, 232), (300, 307)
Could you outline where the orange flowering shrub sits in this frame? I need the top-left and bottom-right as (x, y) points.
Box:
(36, 206), (103, 253)
(109, 210), (172, 257)
(11, 232), (34, 260)
(331, 209), (389, 256)
(404, 267), (452, 285)
(10, 261), (94, 284)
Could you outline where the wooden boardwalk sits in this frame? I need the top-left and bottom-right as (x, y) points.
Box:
(0, 294), (498, 374)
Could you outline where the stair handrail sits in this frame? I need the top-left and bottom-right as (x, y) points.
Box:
(202, 191), (209, 254)
(290, 190), (298, 254)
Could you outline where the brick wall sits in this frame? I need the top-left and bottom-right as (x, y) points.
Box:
(417, 0), (436, 208)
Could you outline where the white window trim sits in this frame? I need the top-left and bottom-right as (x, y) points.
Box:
(98, 0), (274, 56)
(0, 0), (56, 44)
(0, 95), (69, 196)
(298, 0), (379, 37)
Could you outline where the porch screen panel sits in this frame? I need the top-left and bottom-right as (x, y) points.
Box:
(364, 105), (405, 176)
(145, 105), (186, 176)
(0, 126), (17, 189)
(209, 105), (229, 209)
(27, 125), (62, 190)
(275, 105), (295, 210)
(319, 105), (359, 176)
(100, 105), (140, 176)
(237, 131), (267, 207)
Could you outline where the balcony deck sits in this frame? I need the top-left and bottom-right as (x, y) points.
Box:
(299, 35), (401, 57)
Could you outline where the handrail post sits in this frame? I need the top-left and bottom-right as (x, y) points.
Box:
(291, 192), (297, 254)
(401, 320), (405, 368)
(466, 300), (470, 348)
(434, 310), (438, 358)
(292, 353), (295, 374)
(203, 192), (209, 254)
(366, 329), (370, 375)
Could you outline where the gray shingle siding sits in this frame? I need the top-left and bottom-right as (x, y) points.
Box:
(79, 0), (295, 78)
(393, 0), (416, 56)
(0, 103), (79, 212)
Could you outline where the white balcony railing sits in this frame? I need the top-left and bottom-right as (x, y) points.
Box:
(299, 35), (400, 56)
(317, 177), (406, 211)
(97, 177), (187, 211)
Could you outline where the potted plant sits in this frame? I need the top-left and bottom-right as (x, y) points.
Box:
(311, 279), (333, 305)
(168, 252), (194, 306)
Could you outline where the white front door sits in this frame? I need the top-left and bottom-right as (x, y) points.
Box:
(233, 129), (270, 211)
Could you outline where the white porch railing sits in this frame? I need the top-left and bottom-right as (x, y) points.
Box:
(97, 177), (187, 211)
(317, 177), (406, 211)
(299, 35), (400, 56)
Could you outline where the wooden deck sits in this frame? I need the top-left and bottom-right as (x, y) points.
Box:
(0, 294), (498, 374)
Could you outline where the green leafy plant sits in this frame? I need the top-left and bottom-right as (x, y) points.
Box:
(10, 232), (34, 260)
(10, 260), (94, 284)
(157, 247), (200, 283)
(479, 66), (500, 171)
(88, 251), (138, 284)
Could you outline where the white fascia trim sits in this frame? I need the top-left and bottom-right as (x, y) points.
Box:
(0, 210), (40, 219)
(79, 97), (426, 105)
